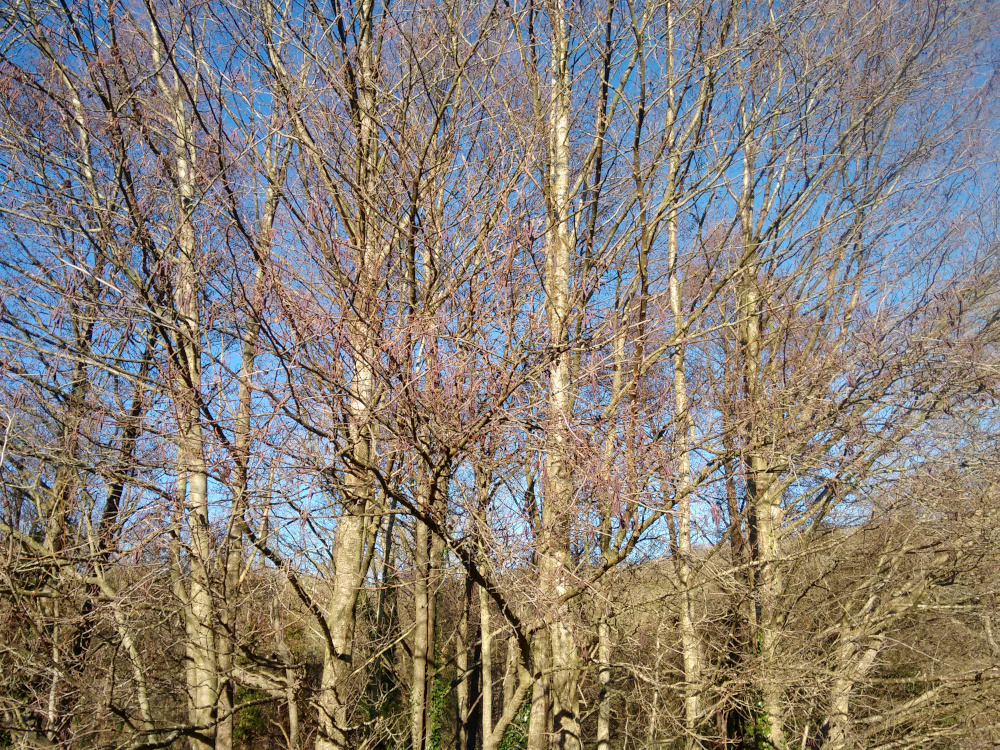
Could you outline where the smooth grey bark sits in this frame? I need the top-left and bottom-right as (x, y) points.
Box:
(316, 493), (371, 750)
(412, 517), (431, 750)
(536, 0), (580, 747)
(821, 634), (884, 750)
(737, 143), (785, 748)
(596, 618), (612, 750)
(151, 33), (219, 745)
(526, 630), (551, 750)
(456, 576), (475, 750)
(480, 583), (495, 750)
(217, 167), (277, 750)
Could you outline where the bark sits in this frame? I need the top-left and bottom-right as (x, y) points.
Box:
(821, 633), (885, 750)
(504, 633), (520, 721)
(314, 346), (376, 746)
(538, 0), (580, 746)
(217, 183), (273, 749)
(456, 576), (474, 750)
(316, 499), (370, 750)
(412, 518), (431, 750)
(271, 591), (301, 750)
(481, 583), (496, 750)
(646, 622), (662, 748)
(738, 145), (784, 748)
(412, 498), (445, 750)
(722, 441), (753, 743)
(596, 618), (612, 750)
(313, 0), (381, 739)
(151, 37), (219, 744)
(427, 531), (444, 746)
(526, 630), (551, 750)
(668, 145), (701, 750)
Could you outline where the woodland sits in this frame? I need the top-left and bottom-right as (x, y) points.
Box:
(0, 0), (999, 748)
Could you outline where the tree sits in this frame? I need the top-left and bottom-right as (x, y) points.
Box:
(0, 0), (997, 748)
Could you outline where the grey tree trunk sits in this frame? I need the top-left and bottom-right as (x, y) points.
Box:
(738, 148), (785, 748)
(596, 618), (611, 750)
(667, 155), (701, 750)
(526, 631), (551, 750)
(538, 0), (580, 747)
(316, 499), (370, 750)
(456, 576), (475, 750)
(217, 177), (275, 748)
(481, 583), (495, 750)
(822, 634), (884, 750)
(412, 517), (431, 750)
(155, 44), (219, 746)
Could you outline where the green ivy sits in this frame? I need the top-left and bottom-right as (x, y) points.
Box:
(427, 644), (448, 750)
(233, 686), (268, 746)
(742, 693), (786, 750)
(498, 691), (531, 750)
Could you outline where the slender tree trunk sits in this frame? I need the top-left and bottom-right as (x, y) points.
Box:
(316, 496), (370, 750)
(540, 0), (580, 746)
(722, 455), (752, 744)
(314, 0), (383, 742)
(159, 59), (219, 746)
(668, 170), (701, 750)
(412, 518), (431, 750)
(596, 617), (612, 750)
(754, 481), (785, 750)
(286, 676), (300, 750)
(315, 350), (375, 748)
(481, 583), (496, 750)
(738, 146), (784, 747)
(646, 620), (662, 749)
(526, 632), (551, 750)
(218, 258), (267, 750)
(822, 634), (884, 750)
(412, 508), (445, 750)
(504, 633), (519, 720)
(457, 576), (473, 750)
(271, 589), (300, 750)
(468, 632), (484, 750)
(427, 532), (444, 747)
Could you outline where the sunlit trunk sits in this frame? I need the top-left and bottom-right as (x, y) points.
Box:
(316, 496), (369, 750)
(738, 151), (784, 747)
(539, 0), (580, 746)
(457, 576), (476, 750)
(412, 516), (431, 750)
(596, 618), (611, 750)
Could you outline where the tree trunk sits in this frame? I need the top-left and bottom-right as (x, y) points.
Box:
(596, 617), (611, 750)
(457, 576), (475, 750)
(739, 288), (785, 749)
(314, 0), (382, 742)
(427, 531), (444, 747)
(526, 631), (551, 750)
(217, 168), (275, 748)
(316, 503), (369, 750)
(504, 633), (520, 723)
(540, 0), (580, 746)
(667, 153), (701, 750)
(481, 583), (496, 750)
(737, 131), (785, 750)
(160, 59), (218, 746)
(412, 517), (431, 750)
(822, 634), (884, 750)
